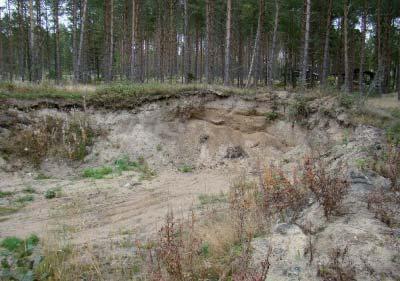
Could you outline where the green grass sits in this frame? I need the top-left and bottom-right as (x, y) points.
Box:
(0, 82), (85, 100)
(0, 82), (256, 110)
(178, 164), (194, 173)
(14, 195), (34, 204)
(82, 166), (113, 179)
(44, 189), (57, 199)
(1, 236), (23, 252)
(0, 191), (14, 198)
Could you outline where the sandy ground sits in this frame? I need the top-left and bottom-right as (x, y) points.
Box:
(0, 168), (233, 245)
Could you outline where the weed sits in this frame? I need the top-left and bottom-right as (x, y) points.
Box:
(44, 189), (57, 199)
(288, 96), (311, 122)
(156, 144), (162, 151)
(265, 111), (279, 121)
(114, 156), (139, 173)
(1, 237), (23, 252)
(178, 164), (193, 173)
(22, 186), (36, 194)
(366, 188), (399, 227)
(82, 166), (113, 179)
(261, 165), (309, 221)
(338, 94), (356, 109)
(14, 194), (34, 204)
(35, 173), (51, 180)
(386, 121), (400, 146)
(304, 158), (350, 218)
(317, 246), (356, 281)
(198, 192), (227, 206)
(0, 191), (13, 198)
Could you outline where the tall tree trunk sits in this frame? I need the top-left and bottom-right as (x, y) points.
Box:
(376, 0), (383, 95)
(246, 0), (264, 88)
(343, 0), (350, 93)
(130, 0), (136, 81)
(28, 0), (35, 82)
(359, 0), (367, 96)
(35, 0), (42, 82)
(53, 0), (61, 84)
(223, 0), (232, 86)
(72, 0), (78, 81)
(76, 0), (87, 82)
(267, 0), (279, 87)
(321, 0), (332, 87)
(183, 0), (190, 83)
(108, 0), (114, 81)
(205, 0), (214, 84)
(300, 0), (311, 88)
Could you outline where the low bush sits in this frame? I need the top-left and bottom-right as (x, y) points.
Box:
(44, 189), (57, 199)
(178, 164), (193, 173)
(303, 158), (350, 218)
(366, 188), (399, 227)
(265, 111), (279, 121)
(318, 246), (356, 281)
(288, 96), (311, 122)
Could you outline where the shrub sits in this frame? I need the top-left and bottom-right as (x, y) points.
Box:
(386, 121), (400, 146)
(44, 189), (57, 199)
(366, 188), (399, 227)
(288, 96), (311, 122)
(261, 165), (309, 221)
(318, 246), (356, 281)
(303, 158), (350, 218)
(265, 111), (279, 121)
(338, 94), (355, 109)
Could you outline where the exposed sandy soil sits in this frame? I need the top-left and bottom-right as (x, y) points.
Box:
(1, 92), (399, 280)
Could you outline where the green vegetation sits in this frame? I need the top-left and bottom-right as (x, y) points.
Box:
(0, 234), (40, 280)
(82, 166), (113, 179)
(44, 189), (57, 199)
(265, 111), (279, 121)
(178, 164), (194, 173)
(0, 191), (13, 198)
(288, 96), (312, 122)
(14, 195), (34, 204)
(0, 82), (85, 100)
(35, 173), (51, 180)
(82, 156), (156, 180)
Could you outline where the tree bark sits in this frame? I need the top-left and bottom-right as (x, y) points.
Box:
(76, 0), (87, 82)
(28, 0), (35, 82)
(205, 0), (214, 84)
(321, 0), (332, 87)
(72, 0), (78, 81)
(343, 0), (350, 93)
(376, 0), (383, 95)
(130, 0), (136, 80)
(223, 0), (232, 86)
(246, 0), (264, 88)
(359, 0), (367, 96)
(300, 0), (311, 88)
(267, 0), (279, 87)
(183, 0), (190, 83)
(53, 0), (61, 84)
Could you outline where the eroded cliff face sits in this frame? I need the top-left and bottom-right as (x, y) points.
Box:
(1, 91), (397, 281)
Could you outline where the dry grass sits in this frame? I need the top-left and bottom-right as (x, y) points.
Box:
(318, 246), (357, 281)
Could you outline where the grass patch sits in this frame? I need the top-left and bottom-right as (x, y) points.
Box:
(198, 192), (227, 205)
(0, 191), (13, 198)
(0, 206), (19, 216)
(35, 173), (51, 180)
(0, 234), (40, 279)
(14, 195), (34, 204)
(0, 81), (85, 100)
(178, 164), (194, 173)
(44, 189), (57, 199)
(82, 166), (113, 179)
